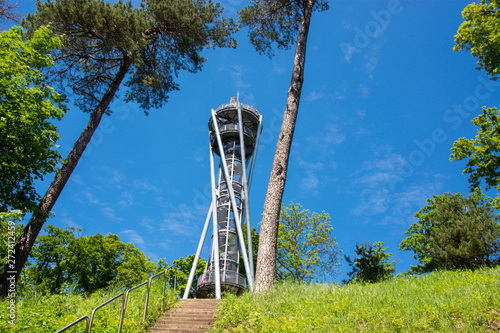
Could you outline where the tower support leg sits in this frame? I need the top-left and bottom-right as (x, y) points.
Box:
(209, 139), (222, 299)
(183, 204), (213, 299)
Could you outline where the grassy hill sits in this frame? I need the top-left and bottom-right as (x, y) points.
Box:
(214, 267), (500, 332)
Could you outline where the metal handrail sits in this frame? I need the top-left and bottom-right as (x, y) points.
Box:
(143, 271), (164, 322)
(88, 293), (125, 333)
(56, 265), (177, 333)
(117, 281), (148, 333)
(55, 315), (89, 333)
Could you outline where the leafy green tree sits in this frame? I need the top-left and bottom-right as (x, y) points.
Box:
(239, 222), (259, 278)
(452, 1), (500, 203)
(344, 241), (395, 284)
(21, 225), (156, 294)
(451, 107), (500, 197)
(115, 245), (156, 289)
(276, 202), (340, 283)
(22, 225), (76, 294)
(168, 254), (206, 298)
(239, 0), (329, 294)
(454, 0), (500, 79)
(0, 0), (238, 298)
(400, 190), (500, 273)
(0, 25), (66, 214)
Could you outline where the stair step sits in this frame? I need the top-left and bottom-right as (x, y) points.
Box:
(149, 299), (220, 333)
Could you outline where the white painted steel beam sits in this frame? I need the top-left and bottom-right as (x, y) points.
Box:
(209, 139), (221, 299)
(237, 101), (254, 278)
(182, 202), (213, 299)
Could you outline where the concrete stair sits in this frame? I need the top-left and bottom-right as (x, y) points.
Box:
(149, 299), (221, 333)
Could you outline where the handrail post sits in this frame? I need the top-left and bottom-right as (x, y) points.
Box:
(87, 293), (125, 333)
(118, 281), (148, 333)
(143, 270), (168, 323)
(161, 268), (168, 312)
(174, 266), (177, 291)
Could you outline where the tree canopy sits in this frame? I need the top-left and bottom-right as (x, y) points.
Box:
(451, 107), (500, 195)
(158, 254), (206, 298)
(400, 190), (500, 273)
(0, 25), (66, 213)
(24, 0), (237, 114)
(239, 0), (328, 58)
(344, 241), (395, 284)
(454, 0), (500, 79)
(276, 202), (340, 282)
(20, 225), (157, 294)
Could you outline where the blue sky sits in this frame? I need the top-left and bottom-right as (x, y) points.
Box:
(10, 0), (497, 282)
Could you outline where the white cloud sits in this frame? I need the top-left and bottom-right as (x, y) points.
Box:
(133, 179), (160, 193)
(350, 145), (444, 230)
(365, 55), (378, 78)
(101, 205), (123, 222)
(272, 62), (286, 73)
(306, 91), (325, 102)
(161, 204), (199, 236)
(232, 64), (250, 89)
(296, 154), (324, 171)
(120, 229), (145, 245)
(140, 217), (156, 234)
(365, 44), (381, 79)
(117, 191), (134, 207)
(84, 191), (99, 204)
(359, 84), (370, 99)
(324, 123), (346, 144)
(330, 91), (346, 101)
(341, 43), (356, 63)
(299, 173), (319, 192)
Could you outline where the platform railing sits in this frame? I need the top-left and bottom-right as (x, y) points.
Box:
(55, 265), (177, 333)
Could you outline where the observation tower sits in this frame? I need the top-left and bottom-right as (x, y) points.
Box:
(183, 97), (263, 299)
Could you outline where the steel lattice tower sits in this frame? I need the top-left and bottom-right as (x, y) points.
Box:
(183, 97), (262, 299)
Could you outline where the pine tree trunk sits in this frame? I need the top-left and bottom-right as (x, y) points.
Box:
(253, 0), (315, 294)
(0, 57), (132, 298)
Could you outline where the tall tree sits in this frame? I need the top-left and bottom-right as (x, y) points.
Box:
(400, 190), (500, 273)
(239, 0), (329, 293)
(344, 241), (395, 284)
(451, 107), (500, 197)
(452, 1), (500, 200)
(0, 0), (237, 298)
(276, 202), (340, 283)
(454, 0), (500, 80)
(0, 25), (66, 214)
(20, 225), (156, 294)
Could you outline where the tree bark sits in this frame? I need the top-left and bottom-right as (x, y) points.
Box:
(0, 56), (132, 298)
(253, 0), (314, 294)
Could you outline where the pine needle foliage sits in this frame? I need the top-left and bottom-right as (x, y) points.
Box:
(23, 0), (238, 114)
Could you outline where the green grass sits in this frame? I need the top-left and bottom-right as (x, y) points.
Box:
(0, 278), (178, 333)
(214, 267), (500, 332)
